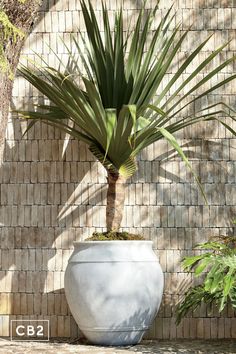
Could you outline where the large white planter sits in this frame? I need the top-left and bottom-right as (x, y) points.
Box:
(64, 240), (164, 346)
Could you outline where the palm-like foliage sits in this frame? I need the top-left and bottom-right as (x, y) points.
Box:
(16, 1), (236, 230)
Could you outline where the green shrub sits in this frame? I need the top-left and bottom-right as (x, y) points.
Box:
(176, 235), (236, 324)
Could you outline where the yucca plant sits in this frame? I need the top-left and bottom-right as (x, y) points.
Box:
(16, 0), (236, 233)
(176, 236), (236, 324)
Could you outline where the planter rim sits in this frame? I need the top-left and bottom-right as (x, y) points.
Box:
(73, 240), (153, 245)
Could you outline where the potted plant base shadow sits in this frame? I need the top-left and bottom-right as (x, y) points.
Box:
(64, 235), (163, 346)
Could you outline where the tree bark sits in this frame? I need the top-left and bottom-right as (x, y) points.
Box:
(0, 0), (44, 163)
(106, 172), (126, 232)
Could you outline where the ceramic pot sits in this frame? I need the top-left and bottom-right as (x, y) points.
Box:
(64, 240), (163, 346)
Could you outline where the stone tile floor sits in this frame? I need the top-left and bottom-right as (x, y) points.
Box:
(0, 338), (236, 354)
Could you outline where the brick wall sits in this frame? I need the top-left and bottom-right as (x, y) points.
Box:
(0, 0), (235, 339)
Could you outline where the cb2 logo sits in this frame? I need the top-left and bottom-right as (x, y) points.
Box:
(16, 324), (44, 337)
(10, 320), (49, 341)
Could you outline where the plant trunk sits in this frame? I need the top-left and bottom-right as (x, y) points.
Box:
(0, 0), (44, 163)
(106, 172), (126, 232)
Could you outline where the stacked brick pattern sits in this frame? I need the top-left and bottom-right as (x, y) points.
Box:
(0, 0), (236, 339)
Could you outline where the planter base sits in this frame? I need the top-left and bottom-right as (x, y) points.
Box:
(80, 328), (146, 346)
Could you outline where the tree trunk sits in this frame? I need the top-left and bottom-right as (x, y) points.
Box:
(106, 172), (126, 232)
(0, 39), (23, 162)
(0, 0), (44, 163)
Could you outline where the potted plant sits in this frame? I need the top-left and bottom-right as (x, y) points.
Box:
(176, 235), (236, 325)
(15, 0), (236, 346)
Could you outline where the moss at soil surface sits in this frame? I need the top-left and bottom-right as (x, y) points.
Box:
(86, 231), (145, 241)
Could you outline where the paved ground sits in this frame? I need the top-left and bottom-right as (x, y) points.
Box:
(0, 338), (236, 354)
